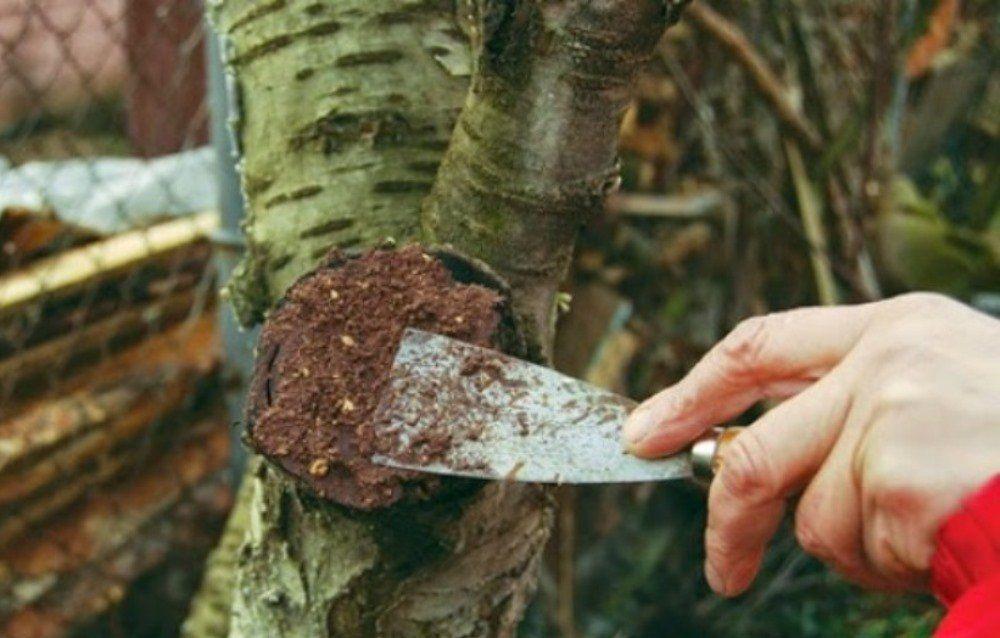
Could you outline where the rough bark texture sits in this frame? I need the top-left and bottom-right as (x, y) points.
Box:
(195, 0), (682, 635)
(424, 0), (687, 357)
(218, 0), (472, 326)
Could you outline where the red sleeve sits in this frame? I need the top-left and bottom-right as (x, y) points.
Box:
(932, 474), (1000, 638)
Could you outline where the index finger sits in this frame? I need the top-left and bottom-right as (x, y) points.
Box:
(624, 303), (876, 457)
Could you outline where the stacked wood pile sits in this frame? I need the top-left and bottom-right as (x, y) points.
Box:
(0, 211), (232, 637)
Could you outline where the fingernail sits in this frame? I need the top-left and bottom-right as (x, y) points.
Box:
(622, 403), (658, 449)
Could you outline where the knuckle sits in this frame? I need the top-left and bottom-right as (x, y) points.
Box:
(862, 325), (924, 364)
(861, 446), (900, 494)
(873, 378), (923, 414)
(868, 293), (955, 345)
(793, 516), (829, 559)
(861, 451), (924, 519)
(866, 529), (912, 580)
(855, 332), (935, 392)
(718, 429), (774, 502)
(870, 481), (921, 518)
(663, 387), (699, 422)
(718, 315), (774, 378)
(890, 292), (951, 313)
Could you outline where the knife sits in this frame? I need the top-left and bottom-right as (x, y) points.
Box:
(372, 329), (742, 484)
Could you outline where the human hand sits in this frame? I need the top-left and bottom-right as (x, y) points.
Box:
(623, 293), (1000, 596)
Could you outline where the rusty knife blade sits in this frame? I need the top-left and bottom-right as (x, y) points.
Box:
(371, 329), (692, 483)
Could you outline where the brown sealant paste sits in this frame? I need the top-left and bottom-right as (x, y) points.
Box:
(246, 245), (503, 510)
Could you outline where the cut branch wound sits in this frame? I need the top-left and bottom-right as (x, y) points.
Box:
(246, 245), (518, 509)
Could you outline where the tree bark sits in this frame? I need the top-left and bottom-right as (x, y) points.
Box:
(423, 0), (683, 357)
(195, 0), (684, 635)
(216, 0), (472, 326)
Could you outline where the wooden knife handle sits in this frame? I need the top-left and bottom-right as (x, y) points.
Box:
(691, 426), (745, 482)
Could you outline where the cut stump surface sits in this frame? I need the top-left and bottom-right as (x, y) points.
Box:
(247, 246), (504, 510)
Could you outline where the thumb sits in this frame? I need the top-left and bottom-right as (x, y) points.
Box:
(624, 304), (876, 458)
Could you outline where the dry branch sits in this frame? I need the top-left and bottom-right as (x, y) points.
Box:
(0, 444), (148, 549)
(0, 242), (212, 358)
(0, 211), (218, 318)
(0, 357), (206, 476)
(0, 314), (218, 544)
(685, 1), (823, 153)
(3, 301), (217, 415)
(0, 385), (218, 547)
(0, 423), (229, 603)
(605, 190), (726, 219)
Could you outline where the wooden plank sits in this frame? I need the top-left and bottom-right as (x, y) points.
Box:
(0, 211), (218, 318)
(0, 241), (211, 358)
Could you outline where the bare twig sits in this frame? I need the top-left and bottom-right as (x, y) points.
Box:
(785, 140), (839, 305)
(605, 190), (726, 219)
(685, 1), (823, 153)
(556, 485), (577, 638)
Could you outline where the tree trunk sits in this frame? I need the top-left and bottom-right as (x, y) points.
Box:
(216, 0), (472, 327)
(191, 0), (684, 635)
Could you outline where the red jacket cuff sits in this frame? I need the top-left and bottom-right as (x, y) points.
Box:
(931, 474), (1000, 606)
(933, 572), (1000, 638)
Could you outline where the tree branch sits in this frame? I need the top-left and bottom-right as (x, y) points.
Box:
(425, 0), (686, 359)
(684, 1), (823, 153)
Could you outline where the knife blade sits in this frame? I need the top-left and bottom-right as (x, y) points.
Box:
(372, 329), (703, 484)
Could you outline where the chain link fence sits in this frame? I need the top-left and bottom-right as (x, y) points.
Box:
(0, 2), (232, 636)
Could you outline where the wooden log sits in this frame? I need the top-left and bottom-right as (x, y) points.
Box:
(0, 289), (200, 402)
(0, 391), (220, 549)
(0, 442), (148, 549)
(0, 364), (208, 494)
(0, 472), (230, 638)
(0, 241), (212, 358)
(0, 380), (144, 474)
(0, 211), (218, 319)
(3, 308), (217, 420)
(0, 423), (230, 621)
(0, 313), (217, 540)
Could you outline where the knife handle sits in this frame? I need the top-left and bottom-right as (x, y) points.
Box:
(691, 426), (745, 482)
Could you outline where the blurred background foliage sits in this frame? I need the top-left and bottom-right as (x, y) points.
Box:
(526, 0), (997, 636)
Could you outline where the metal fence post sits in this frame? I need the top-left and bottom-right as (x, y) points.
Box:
(206, 18), (253, 479)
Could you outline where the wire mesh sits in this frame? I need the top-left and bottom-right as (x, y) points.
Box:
(0, 2), (230, 636)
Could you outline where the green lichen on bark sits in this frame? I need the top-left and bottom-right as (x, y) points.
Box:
(228, 463), (379, 638)
(423, 0), (688, 359)
(217, 0), (472, 325)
